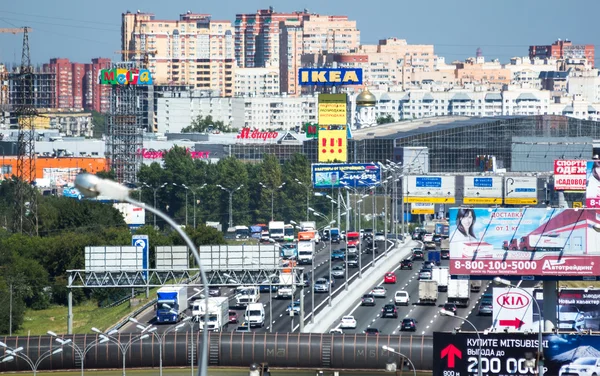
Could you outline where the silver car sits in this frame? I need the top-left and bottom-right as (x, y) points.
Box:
(418, 270), (432, 280)
(314, 278), (329, 292)
(371, 286), (387, 298)
(332, 265), (345, 278)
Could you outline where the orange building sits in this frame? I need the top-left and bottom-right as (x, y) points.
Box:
(1, 157), (108, 182)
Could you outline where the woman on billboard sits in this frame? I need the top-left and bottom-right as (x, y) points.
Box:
(586, 160), (600, 200)
(451, 208), (478, 243)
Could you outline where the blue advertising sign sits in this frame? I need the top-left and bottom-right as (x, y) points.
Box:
(132, 235), (149, 280)
(312, 163), (381, 188)
(474, 177), (493, 187)
(298, 68), (363, 86)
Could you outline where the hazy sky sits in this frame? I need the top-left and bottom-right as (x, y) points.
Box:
(0, 0), (597, 66)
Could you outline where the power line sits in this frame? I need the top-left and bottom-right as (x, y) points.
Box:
(0, 16), (118, 32)
(1, 10), (119, 26)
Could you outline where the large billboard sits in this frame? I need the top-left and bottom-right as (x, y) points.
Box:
(449, 208), (600, 279)
(586, 160), (600, 208)
(99, 68), (152, 85)
(504, 176), (538, 205)
(463, 176), (502, 204)
(318, 93), (347, 125)
(84, 246), (146, 272)
(404, 176), (456, 204)
(114, 203), (145, 229)
(43, 168), (81, 188)
(554, 160), (587, 191)
(198, 245), (279, 271)
(156, 246), (189, 270)
(318, 127), (347, 162)
(298, 68), (363, 86)
(312, 163), (381, 188)
(412, 202), (435, 214)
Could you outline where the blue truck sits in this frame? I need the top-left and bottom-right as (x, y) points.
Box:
(428, 250), (441, 266)
(435, 223), (449, 238)
(156, 286), (188, 323)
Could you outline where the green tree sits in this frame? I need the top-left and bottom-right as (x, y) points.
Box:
(216, 157), (250, 228)
(377, 114), (395, 125)
(91, 110), (106, 138)
(256, 154), (284, 223)
(281, 153), (312, 222)
(181, 115), (231, 133)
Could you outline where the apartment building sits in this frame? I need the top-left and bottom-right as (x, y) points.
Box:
(234, 67), (280, 97)
(122, 11), (235, 96)
(529, 39), (595, 67)
(86, 58), (112, 113)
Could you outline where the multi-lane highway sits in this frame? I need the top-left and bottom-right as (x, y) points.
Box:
(120, 238), (392, 334)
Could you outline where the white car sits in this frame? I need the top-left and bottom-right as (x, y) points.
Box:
(340, 315), (357, 329)
(559, 357), (600, 376)
(329, 328), (343, 334)
(371, 286), (387, 298)
(557, 305), (586, 331)
(374, 233), (385, 242)
(394, 291), (410, 306)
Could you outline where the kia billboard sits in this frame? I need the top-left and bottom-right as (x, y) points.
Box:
(554, 160), (587, 191)
(449, 208), (600, 279)
(434, 332), (600, 376)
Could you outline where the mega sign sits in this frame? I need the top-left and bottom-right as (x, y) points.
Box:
(99, 68), (153, 85)
(236, 128), (279, 142)
(449, 208), (600, 279)
(312, 163), (381, 189)
(554, 160), (587, 191)
(298, 68), (363, 86)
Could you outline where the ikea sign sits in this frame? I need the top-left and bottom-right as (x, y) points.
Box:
(298, 68), (363, 86)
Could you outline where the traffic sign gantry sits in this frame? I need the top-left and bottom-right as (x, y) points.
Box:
(441, 344), (462, 368)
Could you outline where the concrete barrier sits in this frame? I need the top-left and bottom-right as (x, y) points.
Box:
(302, 239), (416, 333)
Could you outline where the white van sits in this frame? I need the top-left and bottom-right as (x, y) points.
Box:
(245, 303), (265, 328)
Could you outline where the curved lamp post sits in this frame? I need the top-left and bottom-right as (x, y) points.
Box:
(91, 327), (149, 376)
(75, 173), (209, 376)
(382, 345), (417, 376)
(0, 340), (63, 376)
(47, 330), (109, 376)
(440, 309), (482, 376)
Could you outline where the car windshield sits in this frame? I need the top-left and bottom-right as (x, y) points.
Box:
(363, 295), (373, 299)
(342, 316), (354, 320)
(248, 310), (261, 316)
(559, 305), (579, 313)
(316, 279), (327, 284)
(403, 319), (413, 324)
(396, 291), (407, 296)
(237, 327), (249, 331)
(573, 358), (596, 365)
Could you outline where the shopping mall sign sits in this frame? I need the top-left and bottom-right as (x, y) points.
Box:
(298, 68), (363, 86)
(99, 68), (153, 85)
(236, 128), (279, 142)
(304, 123), (318, 139)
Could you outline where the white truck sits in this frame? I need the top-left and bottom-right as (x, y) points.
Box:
(448, 279), (471, 308)
(418, 280), (438, 305)
(297, 231), (315, 265)
(432, 267), (450, 292)
(299, 221), (320, 243)
(156, 286), (188, 323)
(269, 221), (285, 242)
(192, 297), (229, 332)
(235, 286), (260, 308)
(277, 273), (296, 299)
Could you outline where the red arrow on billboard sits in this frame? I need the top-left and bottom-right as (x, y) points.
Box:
(441, 344), (462, 368)
(499, 318), (525, 329)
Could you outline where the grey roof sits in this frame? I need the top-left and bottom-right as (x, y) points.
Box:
(379, 93), (392, 102)
(485, 93), (502, 101)
(563, 105), (574, 113)
(399, 93), (410, 101)
(517, 93), (538, 101)
(451, 93), (472, 101)
(422, 93), (435, 101)
(589, 105), (597, 113)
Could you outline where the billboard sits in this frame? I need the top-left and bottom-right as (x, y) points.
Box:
(198, 245), (279, 271)
(43, 168), (81, 188)
(554, 160), (587, 191)
(404, 176), (456, 204)
(504, 176), (538, 205)
(84, 246), (145, 272)
(312, 163), (381, 188)
(318, 128), (347, 162)
(156, 246), (189, 271)
(318, 94), (347, 125)
(586, 160), (600, 208)
(298, 68), (363, 86)
(412, 202), (435, 214)
(114, 203), (145, 228)
(449, 208), (600, 279)
(492, 287), (535, 332)
(463, 176), (502, 204)
(99, 68), (152, 85)
(132, 235), (149, 280)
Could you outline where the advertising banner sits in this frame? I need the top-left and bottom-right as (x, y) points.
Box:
(434, 332), (600, 376)
(312, 163), (381, 188)
(411, 202), (435, 214)
(99, 68), (152, 85)
(449, 208), (600, 279)
(43, 168), (81, 188)
(113, 203), (145, 228)
(318, 128), (347, 162)
(404, 175), (456, 204)
(554, 160), (587, 191)
(318, 94), (347, 125)
(298, 67), (363, 86)
(492, 287), (535, 331)
(586, 160), (600, 208)
(463, 176), (502, 204)
(504, 176), (538, 205)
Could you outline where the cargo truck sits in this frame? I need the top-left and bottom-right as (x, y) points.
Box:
(156, 286), (188, 323)
(435, 223), (450, 238)
(297, 231), (315, 265)
(192, 297), (229, 331)
(440, 239), (450, 259)
(299, 221), (320, 243)
(447, 279), (470, 308)
(418, 280), (438, 305)
(428, 250), (441, 266)
(235, 286), (260, 308)
(269, 221), (285, 242)
(431, 267), (449, 292)
(277, 273), (296, 299)
(284, 224), (295, 242)
(346, 231), (360, 248)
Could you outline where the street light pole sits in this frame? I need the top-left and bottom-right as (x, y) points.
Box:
(294, 178), (311, 221)
(440, 309), (482, 376)
(0, 341), (64, 376)
(260, 182), (286, 221)
(92, 328), (149, 376)
(190, 183), (207, 229)
(172, 183), (190, 227)
(48, 331), (109, 376)
(142, 182), (167, 228)
(217, 184), (244, 229)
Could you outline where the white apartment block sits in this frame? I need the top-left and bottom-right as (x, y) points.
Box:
(234, 67), (280, 97)
(155, 91), (232, 134)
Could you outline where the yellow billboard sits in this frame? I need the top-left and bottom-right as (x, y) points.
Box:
(318, 129), (347, 162)
(404, 196), (456, 204)
(463, 197), (502, 204)
(504, 198), (538, 205)
(318, 94), (347, 125)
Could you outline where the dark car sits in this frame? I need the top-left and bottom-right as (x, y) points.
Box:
(228, 310), (238, 324)
(400, 259), (413, 270)
(401, 318), (417, 331)
(364, 327), (380, 336)
(423, 261), (434, 270)
(412, 250), (424, 261)
(347, 254), (359, 268)
(441, 249), (450, 259)
(443, 303), (458, 314)
(433, 235), (442, 243)
(302, 273), (311, 287)
(208, 287), (221, 297)
(361, 294), (376, 306)
(381, 304), (398, 318)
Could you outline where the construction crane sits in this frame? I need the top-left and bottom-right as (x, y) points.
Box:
(0, 27), (32, 34)
(114, 49), (156, 69)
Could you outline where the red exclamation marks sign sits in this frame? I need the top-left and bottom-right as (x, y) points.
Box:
(330, 137), (334, 154)
(337, 138), (343, 154)
(322, 137), (327, 154)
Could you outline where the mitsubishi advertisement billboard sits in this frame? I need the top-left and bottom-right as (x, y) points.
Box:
(449, 208), (600, 279)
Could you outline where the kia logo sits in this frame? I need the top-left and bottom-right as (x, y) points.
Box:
(496, 292), (530, 309)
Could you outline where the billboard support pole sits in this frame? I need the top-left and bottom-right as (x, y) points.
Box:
(299, 284), (305, 332)
(401, 175), (405, 243)
(543, 281), (558, 330)
(67, 274), (73, 334)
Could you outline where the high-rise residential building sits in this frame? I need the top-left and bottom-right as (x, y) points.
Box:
(86, 58), (112, 113)
(43, 58), (74, 109)
(529, 39), (595, 67)
(121, 10), (236, 96)
(234, 67), (280, 97)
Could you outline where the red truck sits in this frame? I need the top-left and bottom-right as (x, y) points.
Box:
(346, 231), (360, 248)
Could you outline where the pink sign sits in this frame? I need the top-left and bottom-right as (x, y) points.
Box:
(137, 148), (210, 160)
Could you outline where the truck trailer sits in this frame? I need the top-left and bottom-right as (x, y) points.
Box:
(431, 267), (449, 292)
(447, 279), (470, 308)
(418, 280), (438, 305)
(156, 286), (188, 323)
(193, 297), (229, 331)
